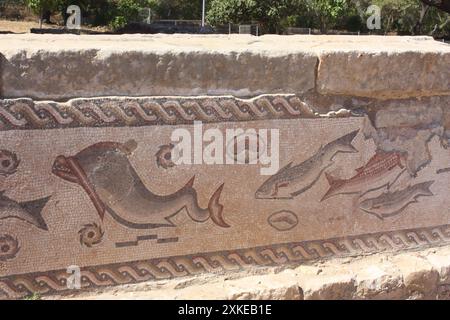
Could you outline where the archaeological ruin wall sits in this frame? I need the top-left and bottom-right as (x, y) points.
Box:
(0, 34), (449, 298)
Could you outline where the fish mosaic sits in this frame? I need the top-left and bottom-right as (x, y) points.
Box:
(52, 140), (230, 229)
(255, 130), (359, 199)
(321, 152), (407, 201)
(0, 192), (50, 230)
(359, 181), (434, 219)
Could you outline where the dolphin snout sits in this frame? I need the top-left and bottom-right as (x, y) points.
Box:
(52, 156), (79, 183)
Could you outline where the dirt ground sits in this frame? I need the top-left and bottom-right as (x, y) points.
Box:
(0, 19), (50, 33)
(0, 19), (109, 33)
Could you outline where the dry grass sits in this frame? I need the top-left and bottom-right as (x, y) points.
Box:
(0, 19), (110, 34)
(0, 19), (53, 33)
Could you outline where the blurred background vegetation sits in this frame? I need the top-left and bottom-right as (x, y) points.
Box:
(0, 0), (448, 37)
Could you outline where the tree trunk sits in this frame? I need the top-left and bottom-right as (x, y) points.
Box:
(413, 4), (430, 35)
(42, 10), (52, 24)
(39, 8), (43, 29)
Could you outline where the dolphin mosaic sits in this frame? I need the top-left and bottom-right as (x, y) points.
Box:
(52, 140), (229, 229)
(255, 130), (359, 199)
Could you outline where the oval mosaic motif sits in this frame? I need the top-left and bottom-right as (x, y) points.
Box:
(267, 210), (299, 232)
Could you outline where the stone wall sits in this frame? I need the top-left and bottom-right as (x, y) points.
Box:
(0, 34), (449, 299)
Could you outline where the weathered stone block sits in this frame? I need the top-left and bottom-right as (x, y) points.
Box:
(317, 50), (450, 99)
(0, 34), (317, 100)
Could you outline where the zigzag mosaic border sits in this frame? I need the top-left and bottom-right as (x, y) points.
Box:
(1, 223), (449, 299)
(0, 95), (353, 130)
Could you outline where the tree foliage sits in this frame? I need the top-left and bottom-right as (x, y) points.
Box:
(26, 0), (57, 16)
(207, 0), (362, 33)
(363, 0), (449, 36)
(305, 0), (357, 32)
(149, 0), (202, 20)
(26, 0), (58, 26)
(21, 0), (449, 36)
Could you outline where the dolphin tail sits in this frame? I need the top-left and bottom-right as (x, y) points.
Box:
(182, 178), (229, 228)
(21, 196), (51, 231)
(208, 184), (230, 228)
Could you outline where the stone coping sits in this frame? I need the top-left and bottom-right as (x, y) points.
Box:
(1, 34), (448, 53)
(1, 35), (448, 100)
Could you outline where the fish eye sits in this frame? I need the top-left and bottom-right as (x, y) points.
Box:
(1, 160), (10, 168)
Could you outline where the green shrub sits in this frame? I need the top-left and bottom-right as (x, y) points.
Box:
(108, 0), (141, 30)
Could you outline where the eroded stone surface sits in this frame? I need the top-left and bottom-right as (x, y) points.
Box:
(1, 35), (449, 100)
(317, 51), (450, 99)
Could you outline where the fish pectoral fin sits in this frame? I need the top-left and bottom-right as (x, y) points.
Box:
(271, 181), (289, 197)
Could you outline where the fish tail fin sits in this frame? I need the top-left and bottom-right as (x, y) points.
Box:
(337, 130), (359, 153)
(321, 173), (345, 202)
(420, 181), (434, 196)
(208, 184), (230, 228)
(21, 196), (51, 231)
(325, 172), (345, 186)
